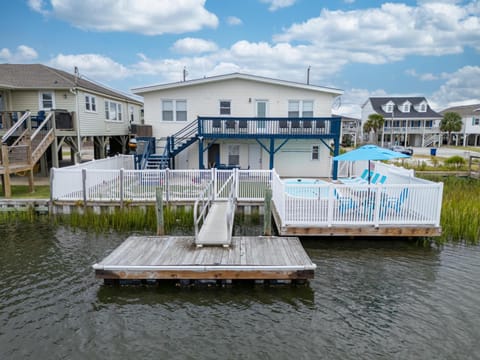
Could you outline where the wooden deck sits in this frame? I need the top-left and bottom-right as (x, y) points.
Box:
(93, 236), (316, 281)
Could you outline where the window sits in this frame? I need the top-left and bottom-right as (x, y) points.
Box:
(228, 144), (240, 166)
(104, 100), (122, 121)
(312, 145), (319, 160)
(418, 102), (427, 112)
(129, 105), (135, 123)
(288, 101), (300, 117)
(220, 100), (231, 115)
(385, 102), (394, 113)
(473, 117), (480, 126)
(288, 100), (313, 117)
(402, 102), (411, 112)
(162, 100), (187, 121)
(302, 101), (313, 117)
(39, 91), (55, 110)
(85, 95), (96, 112)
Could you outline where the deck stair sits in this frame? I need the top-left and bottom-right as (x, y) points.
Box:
(145, 154), (170, 169)
(1, 111), (56, 197)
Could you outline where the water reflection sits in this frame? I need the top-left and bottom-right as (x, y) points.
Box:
(1, 222), (480, 359)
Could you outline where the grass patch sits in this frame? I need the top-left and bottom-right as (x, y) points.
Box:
(0, 185), (50, 199)
(420, 175), (480, 244)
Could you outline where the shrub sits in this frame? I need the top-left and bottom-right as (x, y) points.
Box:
(444, 155), (466, 169)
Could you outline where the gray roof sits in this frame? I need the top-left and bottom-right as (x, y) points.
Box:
(0, 64), (142, 104)
(440, 103), (480, 117)
(368, 97), (442, 119)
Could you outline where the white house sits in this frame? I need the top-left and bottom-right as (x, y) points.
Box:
(440, 103), (480, 146)
(361, 97), (442, 147)
(132, 73), (343, 178)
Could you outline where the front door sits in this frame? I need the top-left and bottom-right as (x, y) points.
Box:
(208, 143), (220, 168)
(256, 100), (268, 131)
(248, 143), (262, 169)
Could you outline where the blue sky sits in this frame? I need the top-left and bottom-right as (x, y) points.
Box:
(2, 0), (479, 117)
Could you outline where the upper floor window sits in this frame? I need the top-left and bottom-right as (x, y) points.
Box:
(288, 100), (313, 117)
(385, 101), (394, 113)
(220, 100), (231, 115)
(162, 100), (187, 121)
(105, 100), (122, 121)
(473, 117), (480, 126)
(129, 105), (135, 123)
(418, 102), (427, 112)
(39, 91), (55, 110)
(402, 102), (411, 112)
(85, 95), (96, 112)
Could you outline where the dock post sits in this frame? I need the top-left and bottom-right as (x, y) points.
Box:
(263, 187), (272, 236)
(156, 187), (164, 235)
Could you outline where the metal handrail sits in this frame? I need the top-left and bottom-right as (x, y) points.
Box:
(193, 179), (215, 242)
(225, 173), (237, 244)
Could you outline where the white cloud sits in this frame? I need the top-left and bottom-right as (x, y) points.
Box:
(0, 45), (38, 62)
(261, 0), (297, 12)
(28, 0), (49, 14)
(32, 0), (218, 35)
(405, 68), (439, 81)
(49, 53), (129, 80)
(274, 2), (480, 64)
(432, 66), (480, 107)
(227, 16), (242, 26)
(172, 38), (218, 54)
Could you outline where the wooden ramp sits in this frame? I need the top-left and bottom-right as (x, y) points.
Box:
(196, 201), (232, 247)
(93, 236), (316, 281)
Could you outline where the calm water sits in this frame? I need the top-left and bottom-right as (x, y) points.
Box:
(1, 221), (480, 360)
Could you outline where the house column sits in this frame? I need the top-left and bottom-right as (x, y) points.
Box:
(268, 138), (275, 169)
(198, 138), (204, 169)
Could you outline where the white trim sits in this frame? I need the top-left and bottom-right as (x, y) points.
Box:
(132, 72), (343, 96)
(38, 90), (55, 110)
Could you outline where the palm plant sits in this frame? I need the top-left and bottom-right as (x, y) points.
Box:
(440, 112), (462, 145)
(363, 114), (385, 144)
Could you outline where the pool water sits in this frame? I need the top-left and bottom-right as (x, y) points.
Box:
(284, 178), (330, 198)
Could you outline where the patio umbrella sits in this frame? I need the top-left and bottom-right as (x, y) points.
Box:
(333, 144), (410, 183)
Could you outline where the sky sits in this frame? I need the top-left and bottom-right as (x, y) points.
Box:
(2, 0), (480, 117)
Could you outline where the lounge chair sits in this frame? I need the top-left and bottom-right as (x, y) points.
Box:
(334, 189), (357, 212)
(381, 188), (409, 217)
(339, 169), (370, 184)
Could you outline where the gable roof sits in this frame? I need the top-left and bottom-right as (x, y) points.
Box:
(367, 97), (442, 119)
(0, 64), (142, 104)
(440, 103), (480, 117)
(132, 72), (343, 96)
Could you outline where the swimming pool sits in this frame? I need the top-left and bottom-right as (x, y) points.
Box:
(283, 178), (330, 198)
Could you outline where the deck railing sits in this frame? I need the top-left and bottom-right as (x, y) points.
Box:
(194, 179), (214, 242)
(50, 157), (443, 228)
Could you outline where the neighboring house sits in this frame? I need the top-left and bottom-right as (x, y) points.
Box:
(0, 64), (143, 162)
(440, 103), (480, 146)
(335, 114), (361, 147)
(132, 73), (343, 178)
(361, 97), (442, 147)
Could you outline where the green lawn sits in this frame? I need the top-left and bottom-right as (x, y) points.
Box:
(0, 185), (50, 199)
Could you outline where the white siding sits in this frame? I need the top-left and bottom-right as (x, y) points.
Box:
(143, 78), (336, 140)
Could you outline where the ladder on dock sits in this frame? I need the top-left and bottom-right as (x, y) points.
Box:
(194, 172), (236, 247)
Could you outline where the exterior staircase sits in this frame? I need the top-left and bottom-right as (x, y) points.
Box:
(0, 111), (56, 197)
(137, 121), (199, 170)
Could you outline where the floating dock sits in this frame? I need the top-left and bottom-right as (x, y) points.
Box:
(93, 236), (316, 282)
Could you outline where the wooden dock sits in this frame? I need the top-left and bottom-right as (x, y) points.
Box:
(93, 236), (316, 282)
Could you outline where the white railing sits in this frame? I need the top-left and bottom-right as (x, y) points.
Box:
(278, 181), (443, 227)
(225, 173), (237, 245)
(50, 157), (443, 228)
(194, 179), (214, 242)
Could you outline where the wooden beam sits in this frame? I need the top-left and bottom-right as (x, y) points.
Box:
(279, 226), (442, 237)
(95, 269), (315, 280)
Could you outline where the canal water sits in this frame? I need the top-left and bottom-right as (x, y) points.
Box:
(1, 221), (479, 359)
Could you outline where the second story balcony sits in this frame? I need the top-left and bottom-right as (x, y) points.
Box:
(197, 116), (341, 139)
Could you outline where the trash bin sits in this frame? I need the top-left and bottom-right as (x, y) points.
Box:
(430, 148), (437, 156)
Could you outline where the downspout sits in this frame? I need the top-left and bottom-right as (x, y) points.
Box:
(70, 87), (82, 163)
